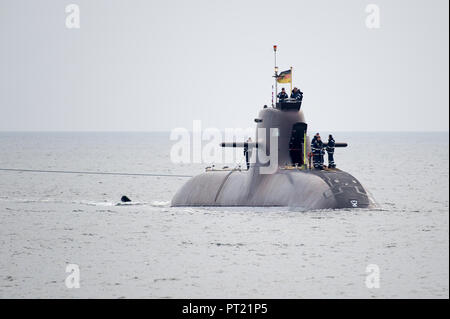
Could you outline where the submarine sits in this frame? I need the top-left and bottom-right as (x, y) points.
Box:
(171, 49), (376, 209)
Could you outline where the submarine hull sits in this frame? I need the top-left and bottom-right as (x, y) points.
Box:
(171, 96), (377, 209)
(171, 168), (376, 209)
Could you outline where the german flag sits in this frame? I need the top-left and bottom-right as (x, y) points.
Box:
(277, 69), (292, 83)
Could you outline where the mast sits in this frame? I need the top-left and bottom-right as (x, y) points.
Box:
(273, 45), (278, 107)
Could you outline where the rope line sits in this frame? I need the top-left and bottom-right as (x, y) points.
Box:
(0, 168), (192, 178)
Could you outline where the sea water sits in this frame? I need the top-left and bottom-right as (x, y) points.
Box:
(0, 132), (448, 298)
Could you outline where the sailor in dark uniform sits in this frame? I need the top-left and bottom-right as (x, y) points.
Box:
(319, 137), (325, 168)
(277, 88), (288, 102)
(314, 132), (320, 140)
(310, 133), (319, 145)
(326, 135), (336, 168)
(243, 137), (253, 170)
(290, 87), (303, 101)
(311, 134), (324, 169)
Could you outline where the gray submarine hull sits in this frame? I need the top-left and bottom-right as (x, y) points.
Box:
(171, 102), (376, 209)
(171, 168), (376, 209)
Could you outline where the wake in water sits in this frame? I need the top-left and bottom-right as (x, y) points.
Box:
(0, 197), (171, 208)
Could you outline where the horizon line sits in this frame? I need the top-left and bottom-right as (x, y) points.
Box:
(0, 130), (448, 134)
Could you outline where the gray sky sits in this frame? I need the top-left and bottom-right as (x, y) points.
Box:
(0, 0), (448, 132)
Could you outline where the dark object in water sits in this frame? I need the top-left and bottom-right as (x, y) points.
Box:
(121, 195), (131, 202)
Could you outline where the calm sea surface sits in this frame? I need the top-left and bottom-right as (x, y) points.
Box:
(0, 132), (448, 298)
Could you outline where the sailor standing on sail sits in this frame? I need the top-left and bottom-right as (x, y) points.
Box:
(326, 134), (336, 168)
(290, 87), (303, 102)
(277, 88), (288, 102)
(311, 134), (324, 169)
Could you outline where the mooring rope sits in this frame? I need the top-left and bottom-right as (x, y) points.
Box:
(0, 168), (192, 178)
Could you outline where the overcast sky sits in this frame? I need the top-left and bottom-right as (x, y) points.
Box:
(0, 0), (448, 132)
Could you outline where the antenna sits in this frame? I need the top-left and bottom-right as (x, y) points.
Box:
(273, 45), (278, 107)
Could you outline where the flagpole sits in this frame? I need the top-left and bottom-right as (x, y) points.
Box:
(290, 66), (293, 94)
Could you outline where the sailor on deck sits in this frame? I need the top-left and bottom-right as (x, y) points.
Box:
(326, 135), (336, 168)
(277, 88), (288, 102)
(311, 134), (324, 169)
(244, 137), (253, 170)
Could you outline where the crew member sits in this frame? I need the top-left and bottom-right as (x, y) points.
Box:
(310, 133), (319, 144)
(308, 134), (317, 169)
(320, 137), (325, 168)
(277, 88), (288, 102)
(310, 133), (319, 162)
(311, 134), (324, 169)
(290, 87), (303, 101)
(326, 134), (336, 168)
(244, 137), (253, 170)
